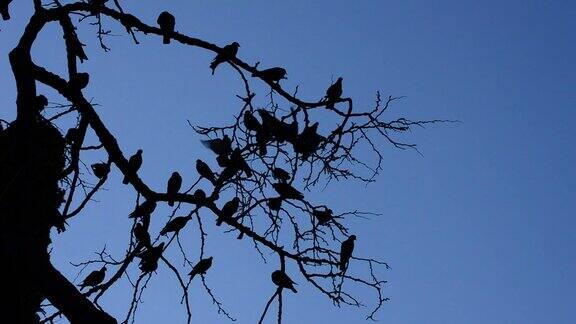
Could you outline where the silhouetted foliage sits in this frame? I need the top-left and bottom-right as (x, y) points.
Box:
(0, 1), (450, 323)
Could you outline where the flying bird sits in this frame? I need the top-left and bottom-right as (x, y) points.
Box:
(78, 266), (106, 290)
(272, 167), (290, 183)
(166, 171), (182, 206)
(123, 149), (143, 184)
(252, 67), (287, 83)
(324, 77), (343, 108)
(210, 42), (240, 75)
(201, 135), (232, 156)
(196, 159), (216, 184)
(160, 215), (191, 235)
(157, 11), (175, 44)
(91, 162), (110, 179)
(272, 183), (304, 200)
(339, 235), (356, 272)
(138, 242), (164, 273)
(271, 270), (297, 293)
(188, 257), (213, 279)
(217, 197), (240, 226)
(129, 200), (157, 219)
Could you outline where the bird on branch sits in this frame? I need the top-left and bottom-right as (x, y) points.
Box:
(160, 215), (191, 236)
(134, 222), (151, 247)
(210, 42), (240, 75)
(188, 257), (213, 279)
(339, 235), (356, 272)
(196, 159), (216, 184)
(217, 197), (240, 226)
(138, 242), (165, 273)
(128, 200), (156, 219)
(123, 149), (143, 184)
(324, 77), (343, 108)
(272, 183), (304, 200)
(78, 266), (107, 291)
(271, 270), (297, 293)
(91, 162), (110, 179)
(252, 67), (287, 83)
(167, 171), (182, 206)
(272, 167), (290, 183)
(157, 11), (175, 44)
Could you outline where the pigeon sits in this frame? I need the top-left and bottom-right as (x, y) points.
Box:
(91, 162), (110, 179)
(78, 266), (106, 290)
(138, 242), (164, 273)
(272, 183), (304, 200)
(216, 197), (240, 226)
(70, 72), (90, 89)
(324, 77), (343, 108)
(339, 235), (356, 271)
(272, 167), (290, 183)
(134, 222), (151, 247)
(157, 11), (175, 44)
(210, 42), (240, 75)
(1, 0), (13, 21)
(193, 189), (207, 205)
(243, 110), (261, 132)
(166, 171), (182, 206)
(271, 270), (297, 293)
(160, 215), (191, 235)
(312, 207), (332, 225)
(294, 122), (325, 160)
(229, 148), (252, 177)
(123, 149), (143, 184)
(188, 257), (213, 279)
(129, 200), (157, 218)
(196, 160), (216, 184)
(252, 67), (287, 83)
(267, 197), (282, 211)
(201, 135), (232, 156)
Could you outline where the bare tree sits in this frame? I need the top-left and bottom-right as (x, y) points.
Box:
(0, 1), (447, 323)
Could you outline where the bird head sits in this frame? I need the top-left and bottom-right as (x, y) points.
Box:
(172, 171), (179, 176)
(232, 42), (240, 48)
(137, 149), (143, 154)
(101, 266), (107, 272)
(349, 235), (357, 241)
(337, 77), (343, 82)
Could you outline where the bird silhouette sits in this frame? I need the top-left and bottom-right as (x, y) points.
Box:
(217, 165), (239, 185)
(196, 159), (216, 184)
(312, 207), (332, 225)
(201, 135), (232, 156)
(70, 72), (89, 89)
(217, 197), (240, 226)
(252, 67), (287, 83)
(294, 122), (325, 160)
(229, 148), (252, 177)
(123, 149), (143, 184)
(271, 270), (297, 293)
(160, 215), (191, 235)
(129, 200), (157, 219)
(78, 266), (106, 290)
(188, 257), (213, 279)
(65, 128), (79, 144)
(243, 110), (261, 132)
(1, 0), (13, 20)
(167, 171), (182, 206)
(272, 183), (304, 200)
(324, 77), (343, 108)
(34, 95), (48, 113)
(138, 242), (164, 273)
(267, 197), (282, 211)
(210, 42), (240, 75)
(91, 162), (110, 179)
(339, 235), (356, 271)
(134, 222), (151, 247)
(272, 167), (290, 183)
(157, 11), (175, 44)
(257, 110), (283, 137)
(193, 189), (207, 205)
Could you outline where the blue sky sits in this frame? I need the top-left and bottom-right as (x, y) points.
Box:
(1, 1), (575, 323)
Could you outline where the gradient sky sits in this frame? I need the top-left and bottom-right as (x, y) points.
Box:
(1, 1), (575, 323)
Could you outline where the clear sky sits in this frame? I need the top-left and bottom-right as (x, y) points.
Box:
(1, 1), (575, 323)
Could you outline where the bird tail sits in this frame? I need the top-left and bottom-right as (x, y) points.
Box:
(168, 200), (174, 207)
(189, 272), (197, 280)
(123, 176), (129, 184)
(163, 34), (170, 44)
(290, 286), (297, 293)
(1, 9), (10, 21)
(216, 217), (223, 226)
(251, 71), (259, 77)
(210, 61), (218, 75)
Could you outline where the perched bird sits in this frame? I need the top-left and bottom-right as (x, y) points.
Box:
(91, 162), (110, 179)
(217, 197), (240, 226)
(229, 148), (252, 177)
(324, 77), (343, 108)
(339, 235), (356, 271)
(210, 42), (240, 75)
(1, 0), (13, 21)
(78, 266), (106, 290)
(217, 165), (239, 184)
(129, 200), (157, 218)
(243, 110), (261, 132)
(201, 135), (232, 156)
(65, 128), (79, 144)
(188, 257), (213, 279)
(257, 110), (283, 137)
(255, 130), (268, 156)
(267, 197), (282, 211)
(34, 95), (48, 113)
(272, 183), (304, 200)
(272, 167), (290, 183)
(157, 11), (175, 44)
(276, 119), (299, 143)
(294, 122), (325, 160)
(193, 189), (207, 204)
(138, 242), (164, 273)
(312, 207), (332, 225)
(166, 171), (182, 206)
(160, 215), (191, 235)
(252, 67), (287, 83)
(70, 72), (90, 89)
(134, 222), (151, 247)
(123, 149), (143, 184)
(196, 159), (216, 184)
(271, 270), (297, 293)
